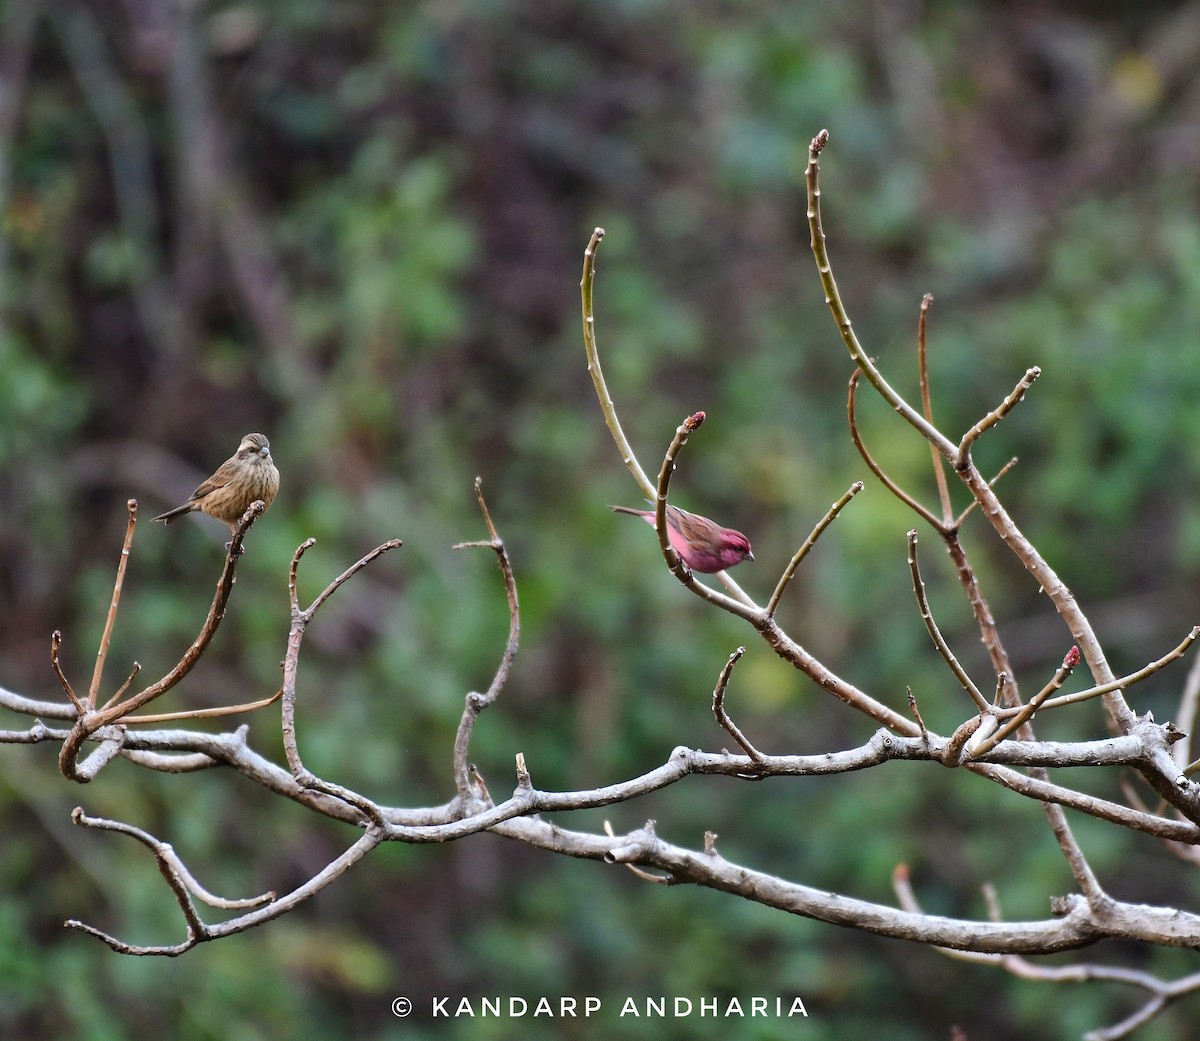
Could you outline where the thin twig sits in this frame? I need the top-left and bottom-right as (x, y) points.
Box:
(99, 501), (263, 720)
(1175, 650), (1200, 772)
(88, 498), (137, 708)
(50, 631), (84, 714)
(304, 539), (404, 619)
(452, 477), (520, 800)
(974, 647), (1080, 756)
(280, 536), (402, 818)
(766, 482), (862, 617)
(848, 370), (942, 530)
(1022, 627), (1200, 715)
(99, 661), (142, 712)
(68, 807), (209, 952)
(711, 647), (764, 761)
(655, 411), (706, 581)
(67, 810), (384, 955)
(916, 293), (954, 521)
(953, 457), (1018, 528)
(807, 130), (956, 458)
(580, 226), (654, 499)
(122, 688), (282, 724)
(581, 231), (754, 610)
(907, 531), (989, 711)
(957, 367), (1041, 465)
(907, 687), (929, 742)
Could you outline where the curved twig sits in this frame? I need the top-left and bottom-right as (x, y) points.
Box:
(957, 367), (1041, 465)
(766, 481), (862, 617)
(580, 226), (654, 499)
(452, 477), (520, 801)
(710, 647), (764, 762)
(908, 531), (989, 711)
(50, 631), (84, 714)
(848, 370), (942, 530)
(974, 647), (1079, 756)
(280, 536), (402, 819)
(67, 809), (383, 955)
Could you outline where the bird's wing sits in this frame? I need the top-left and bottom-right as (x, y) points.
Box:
(191, 459), (240, 498)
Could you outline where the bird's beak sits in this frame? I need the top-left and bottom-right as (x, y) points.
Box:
(747, 550), (755, 561)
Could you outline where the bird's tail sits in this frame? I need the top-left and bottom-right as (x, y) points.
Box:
(151, 504), (193, 524)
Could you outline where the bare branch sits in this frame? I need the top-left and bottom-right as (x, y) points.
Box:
(1175, 650), (1200, 773)
(957, 367), (1041, 465)
(299, 538), (404, 619)
(893, 867), (1200, 1041)
(916, 293), (954, 522)
(88, 498), (137, 708)
(848, 370), (943, 530)
(122, 688), (282, 725)
(766, 481), (862, 617)
(99, 661), (142, 712)
(280, 537), (402, 817)
(907, 530), (990, 711)
(1029, 626), (1200, 714)
(452, 477), (520, 800)
(580, 226), (654, 499)
(50, 631), (84, 714)
(974, 647), (1080, 756)
(710, 647), (764, 762)
(57, 500), (267, 782)
(806, 131), (1200, 828)
(807, 129), (957, 459)
(67, 808), (385, 955)
(952, 456), (1018, 528)
(582, 820), (1200, 953)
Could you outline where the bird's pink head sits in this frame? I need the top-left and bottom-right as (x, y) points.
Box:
(668, 522), (754, 573)
(713, 529), (754, 570)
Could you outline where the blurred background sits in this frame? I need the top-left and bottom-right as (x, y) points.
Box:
(3, 1), (1200, 1038)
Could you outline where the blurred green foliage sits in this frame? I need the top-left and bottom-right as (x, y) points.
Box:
(2, 2), (1199, 1039)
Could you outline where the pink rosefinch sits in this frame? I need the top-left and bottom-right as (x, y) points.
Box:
(611, 502), (754, 573)
(153, 432), (280, 535)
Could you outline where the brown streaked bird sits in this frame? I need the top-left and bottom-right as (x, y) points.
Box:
(153, 433), (280, 535)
